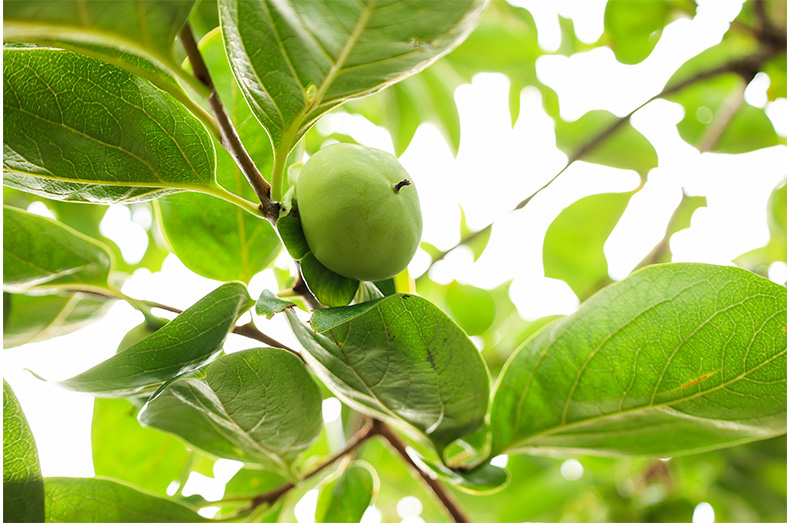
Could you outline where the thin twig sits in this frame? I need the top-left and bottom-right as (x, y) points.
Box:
(246, 421), (378, 511)
(179, 23), (280, 223)
(62, 287), (298, 355)
(375, 420), (471, 523)
(420, 49), (781, 276)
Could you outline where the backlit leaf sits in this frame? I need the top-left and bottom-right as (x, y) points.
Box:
(58, 282), (253, 396)
(491, 264), (787, 457)
(219, 0), (485, 158)
(3, 47), (217, 204)
(3, 206), (114, 294)
(3, 380), (44, 522)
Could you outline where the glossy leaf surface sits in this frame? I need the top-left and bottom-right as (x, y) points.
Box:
(288, 294), (490, 450)
(44, 477), (204, 522)
(58, 283), (253, 396)
(3, 47), (216, 203)
(3, 380), (44, 522)
(316, 462), (377, 523)
(491, 264), (787, 457)
(4, 0), (195, 82)
(139, 348), (322, 473)
(3, 206), (114, 294)
(219, 0), (486, 152)
(158, 30), (281, 282)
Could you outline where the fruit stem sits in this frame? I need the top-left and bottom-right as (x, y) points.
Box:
(394, 179), (411, 193)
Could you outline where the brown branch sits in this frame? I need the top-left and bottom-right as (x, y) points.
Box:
(179, 23), (280, 223)
(375, 420), (471, 523)
(246, 421), (378, 510)
(419, 49), (782, 278)
(64, 288), (298, 356)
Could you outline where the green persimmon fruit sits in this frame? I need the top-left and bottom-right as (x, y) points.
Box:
(296, 143), (422, 282)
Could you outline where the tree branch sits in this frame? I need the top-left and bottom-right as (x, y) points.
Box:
(375, 420), (471, 523)
(179, 23), (280, 223)
(246, 421), (378, 511)
(419, 49), (782, 278)
(61, 287), (298, 357)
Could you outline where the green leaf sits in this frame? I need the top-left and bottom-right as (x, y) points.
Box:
(158, 29), (281, 283)
(92, 398), (191, 495)
(3, 380), (44, 522)
(3, 47), (217, 204)
(554, 111), (658, 175)
(58, 282), (253, 396)
(491, 263), (787, 457)
(287, 293), (490, 451)
(4, 0), (195, 84)
(219, 0), (486, 155)
(316, 462), (377, 523)
(44, 477), (205, 522)
(256, 289), (297, 319)
(601, 0), (674, 65)
(543, 191), (634, 300)
(3, 206), (114, 294)
(300, 253), (360, 308)
(277, 207), (311, 261)
(138, 348), (322, 474)
(4, 292), (111, 349)
(445, 281), (496, 336)
(407, 447), (509, 494)
(735, 182), (787, 272)
(668, 73), (780, 153)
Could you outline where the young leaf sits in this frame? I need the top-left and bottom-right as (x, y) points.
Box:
(3, 47), (217, 204)
(219, 0), (486, 155)
(287, 294), (490, 451)
(3, 380), (45, 522)
(256, 289), (297, 319)
(543, 191), (634, 300)
(57, 282), (253, 396)
(490, 264), (787, 457)
(315, 462), (378, 523)
(4, 0), (195, 83)
(158, 29), (281, 283)
(92, 398), (191, 495)
(3, 206), (114, 294)
(138, 348), (322, 475)
(44, 477), (205, 522)
(300, 253), (360, 308)
(3, 292), (111, 349)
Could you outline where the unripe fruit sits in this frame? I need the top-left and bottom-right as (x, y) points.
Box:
(295, 143), (422, 282)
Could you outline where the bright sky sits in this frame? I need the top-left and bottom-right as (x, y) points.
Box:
(3, 1), (786, 521)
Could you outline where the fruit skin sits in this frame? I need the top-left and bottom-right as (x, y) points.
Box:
(295, 143), (422, 282)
